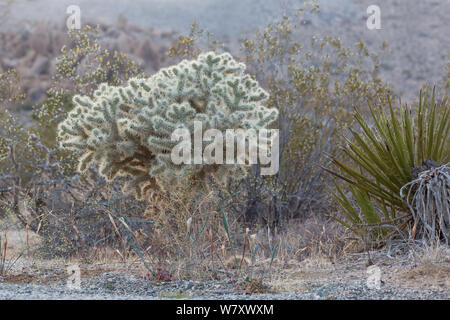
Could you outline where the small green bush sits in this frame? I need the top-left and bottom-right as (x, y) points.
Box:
(168, 7), (394, 224)
(325, 89), (449, 244)
(0, 26), (150, 258)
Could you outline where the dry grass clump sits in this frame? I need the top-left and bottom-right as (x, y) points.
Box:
(274, 217), (347, 263)
(114, 183), (352, 282)
(401, 163), (450, 244)
(122, 184), (273, 281)
(138, 186), (227, 280)
(398, 263), (450, 290)
(387, 244), (450, 291)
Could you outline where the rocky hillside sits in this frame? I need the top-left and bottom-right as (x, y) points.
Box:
(0, 17), (177, 105)
(1, 0), (449, 104)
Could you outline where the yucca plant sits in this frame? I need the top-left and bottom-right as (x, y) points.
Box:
(323, 89), (449, 244)
(401, 163), (449, 244)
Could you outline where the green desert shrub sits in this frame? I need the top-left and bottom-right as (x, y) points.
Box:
(1, 25), (142, 189)
(0, 26), (151, 258)
(57, 51), (278, 199)
(325, 89), (449, 244)
(169, 6), (393, 224)
(34, 25), (141, 161)
(241, 12), (393, 217)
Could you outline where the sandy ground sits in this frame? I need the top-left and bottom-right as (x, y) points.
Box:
(0, 251), (448, 299)
(0, 229), (448, 299)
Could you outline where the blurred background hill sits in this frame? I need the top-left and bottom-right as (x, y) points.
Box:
(1, 0), (449, 105)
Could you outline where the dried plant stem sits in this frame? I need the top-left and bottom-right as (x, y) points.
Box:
(401, 163), (450, 244)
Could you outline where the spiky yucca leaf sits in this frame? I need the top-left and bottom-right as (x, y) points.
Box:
(325, 89), (449, 241)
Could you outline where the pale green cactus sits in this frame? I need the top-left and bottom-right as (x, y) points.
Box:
(58, 52), (278, 199)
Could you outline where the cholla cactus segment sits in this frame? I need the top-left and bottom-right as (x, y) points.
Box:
(58, 51), (278, 199)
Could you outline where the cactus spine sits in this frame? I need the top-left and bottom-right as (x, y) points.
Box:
(58, 52), (278, 199)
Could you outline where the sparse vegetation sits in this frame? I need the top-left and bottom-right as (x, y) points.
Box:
(234, 276), (271, 294)
(324, 89), (449, 245)
(57, 51), (278, 199)
(159, 289), (190, 299)
(0, 0), (448, 299)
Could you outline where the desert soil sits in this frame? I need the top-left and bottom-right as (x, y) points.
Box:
(0, 248), (449, 299)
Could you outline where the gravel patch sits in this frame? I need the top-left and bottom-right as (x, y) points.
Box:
(0, 271), (448, 300)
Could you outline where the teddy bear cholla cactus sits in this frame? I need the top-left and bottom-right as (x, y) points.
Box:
(58, 52), (278, 199)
